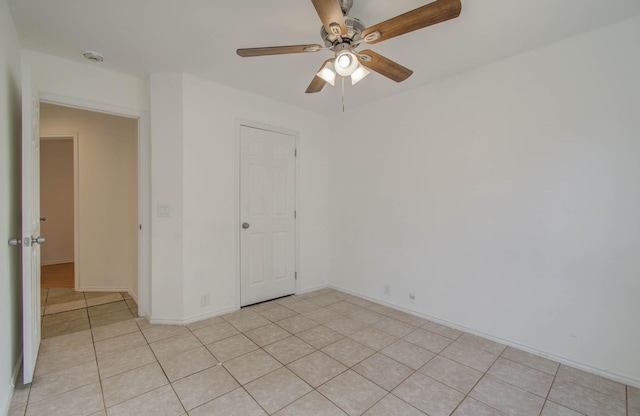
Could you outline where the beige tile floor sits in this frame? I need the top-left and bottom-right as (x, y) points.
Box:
(8, 288), (640, 416)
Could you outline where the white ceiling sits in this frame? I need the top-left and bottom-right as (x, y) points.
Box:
(8, 0), (640, 115)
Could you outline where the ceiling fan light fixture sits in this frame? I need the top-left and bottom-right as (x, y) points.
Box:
(334, 50), (358, 76)
(350, 65), (370, 85)
(316, 61), (336, 86)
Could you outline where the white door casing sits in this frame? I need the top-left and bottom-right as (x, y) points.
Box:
(240, 125), (296, 306)
(21, 64), (42, 384)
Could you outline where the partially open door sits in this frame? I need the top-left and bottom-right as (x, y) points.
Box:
(21, 64), (43, 384)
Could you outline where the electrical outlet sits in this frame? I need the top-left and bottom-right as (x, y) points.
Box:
(409, 289), (416, 304)
(384, 285), (391, 297)
(200, 294), (210, 307)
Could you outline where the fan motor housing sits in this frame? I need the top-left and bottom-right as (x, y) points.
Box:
(321, 17), (366, 47)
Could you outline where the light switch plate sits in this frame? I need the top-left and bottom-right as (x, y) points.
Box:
(157, 203), (171, 217)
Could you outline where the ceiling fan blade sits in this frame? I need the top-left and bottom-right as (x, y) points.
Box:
(311, 0), (347, 36)
(361, 0), (461, 44)
(306, 59), (334, 94)
(358, 50), (413, 82)
(237, 44), (323, 57)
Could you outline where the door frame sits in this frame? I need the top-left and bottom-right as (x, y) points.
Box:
(39, 92), (151, 317)
(39, 134), (80, 288)
(235, 119), (300, 309)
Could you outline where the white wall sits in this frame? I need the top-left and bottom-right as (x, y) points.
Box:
(149, 73), (330, 322)
(40, 139), (75, 265)
(22, 50), (148, 113)
(40, 104), (138, 294)
(328, 16), (640, 386)
(0, 0), (22, 413)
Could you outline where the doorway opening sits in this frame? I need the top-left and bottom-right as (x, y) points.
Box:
(38, 103), (141, 338)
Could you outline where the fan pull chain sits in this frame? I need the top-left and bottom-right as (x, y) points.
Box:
(341, 76), (345, 113)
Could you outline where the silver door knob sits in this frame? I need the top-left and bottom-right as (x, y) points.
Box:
(31, 236), (45, 245)
(242, 223), (250, 229)
(8, 238), (21, 246)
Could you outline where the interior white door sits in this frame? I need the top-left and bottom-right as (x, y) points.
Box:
(240, 125), (296, 306)
(21, 64), (42, 384)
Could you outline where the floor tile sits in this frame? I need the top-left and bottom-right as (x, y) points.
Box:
(349, 309), (384, 325)
(95, 331), (147, 359)
(540, 400), (583, 416)
(455, 333), (506, 356)
(487, 357), (554, 397)
(46, 291), (85, 305)
(470, 375), (545, 416)
(244, 323), (291, 346)
(420, 321), (464, 340)
(324, 317), (367, 336)
(329, 301), (362, 315)
(106, 385), (184, 416)
(244, 367), (313, 414)
(440, 342), (498, 372)
(206, 334), (259, 362)
(500, 347), (559, 375)
(274, 391), (347, 416)
(42, 309), (88, 327)
(310, 294), (343, 308)
(186, 316), (224, 331)
(403, 328), (453, 354)
(29, 360), (99, 403)
(297, 325), (344, 349)
(318, 370), (386, 416)
(149, 333), (202, 361)
(44, 299), (87, 315)
(223, 311), (271, 332)
(388, 311), (428, 327)
(223, 349), (282, 384)
(191, 322), (239, 344)
(452, 397), (507, 416)
(88, 300), (129, 317)
(86, 293), (123, 307)
(101, 362), (168, 407)
(25, 382), (103, 416)
(91, 319), (139, 342)
(555, 364), (626, 400)
(257, 305), (298, 322)
(42, 318), (90, 339)
(348, 327), (398, 350)
(393, 372), (465, 416)
(352, 353), (414, 391)
(287, 300), (321, 314)
(322, 338), (376, 367)
(372, 318), (416, 338)
(547, 378), (626, 416)
(9, 383), (30, 410)
(187, 388), (266, 416)
(287, 351), (347, 388)
(158, 346), (218, 382)
(8, 406), (26, 416)
(277, 315), (319, 334)
(39, 329), (92, 354)
(380, 340), (435, 370)
(172, 365), (239, 410)
(302, 307), (342, 324)
(97, 344), (156, 379)
(629, 386), (640, 415)
(90, 309), (134, 328)
(264, 336), (317, 364)
(34, 342), (95, 376)
(363, 394), (425, 416)
(418, 355), (483, 394)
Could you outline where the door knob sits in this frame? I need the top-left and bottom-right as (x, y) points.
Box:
(242, 223), (250, 229)
(31, 236), (45, 245)
(40, 217), (47, 222)
(8, 238), (21, 246)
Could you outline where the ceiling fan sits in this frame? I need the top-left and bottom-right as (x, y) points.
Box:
(237, 0), (462, 94)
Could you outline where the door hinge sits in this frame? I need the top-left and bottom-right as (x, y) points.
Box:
(295, 272), (298, 280)
(294, 148), (297, 157)
(294, 210), (297, 219)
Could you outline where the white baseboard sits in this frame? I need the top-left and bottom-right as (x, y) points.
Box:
(149, 306), (238, 326)
(41, 259), (74, 266)
(328, 284), (640, 389)
(297, 284), (328, 295)
(77, 286), (129, 293)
